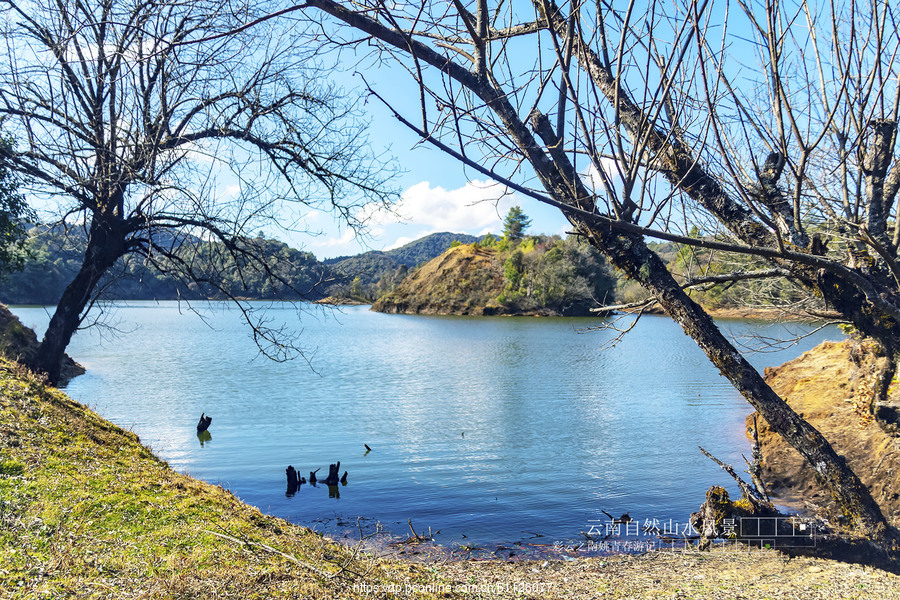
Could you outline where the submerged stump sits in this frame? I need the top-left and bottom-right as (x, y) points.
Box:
(196, 412), (212, 433)
(286, 465), (299, 496)
(324, 461), (341, 486)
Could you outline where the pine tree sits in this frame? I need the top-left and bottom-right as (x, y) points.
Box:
(502, 206), (531, 242)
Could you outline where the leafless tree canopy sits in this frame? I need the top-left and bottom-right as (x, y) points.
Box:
(301, 0), (900, 319)
(0, 0), (395, 382)
(300, 0), (900, 549)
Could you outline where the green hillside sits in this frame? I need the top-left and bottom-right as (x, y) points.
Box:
(372, 235), (616, 316)
(324, 232), (479, 301)
(0, 227), (327, 305)
(0, 228), (476, 306)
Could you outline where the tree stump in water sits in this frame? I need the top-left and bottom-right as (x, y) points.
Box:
(286, 465), (299, 496)
(324, 461), (341, 486)
(196, 413), (212, 433)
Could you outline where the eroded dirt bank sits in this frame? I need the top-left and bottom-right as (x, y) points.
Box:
(755, 339), (900, 528)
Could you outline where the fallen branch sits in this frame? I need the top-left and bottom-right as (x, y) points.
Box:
(203, 529), (331, 578)
(396, 518), (433, 546)
(744, 414), (771, 502)
(698, 446), (770, 510)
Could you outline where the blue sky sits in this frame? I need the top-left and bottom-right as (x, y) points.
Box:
(285, 59), (572, 259)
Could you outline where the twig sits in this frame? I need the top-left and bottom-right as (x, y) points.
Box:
(745, 414), (771, 501)
(408, 518), (421, 540)
(203, 529), (331, 578)
(327, 516), (380, 579)
(698, 446), (767, 509)
(590, 298), (658, 313)
(591, 268), (790, 314)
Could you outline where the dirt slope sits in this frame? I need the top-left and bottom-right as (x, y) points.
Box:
(755, 339), (900, 527)
(372, 244), (509, 315)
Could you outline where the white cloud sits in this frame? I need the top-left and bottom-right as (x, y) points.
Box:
(301, 179), (546, 258)
(314, 227), (358, 248)
(387, 179), (517, 232)
(581, 157), (623, 192)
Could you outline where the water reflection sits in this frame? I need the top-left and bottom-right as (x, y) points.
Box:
(197, 431), (212, 446)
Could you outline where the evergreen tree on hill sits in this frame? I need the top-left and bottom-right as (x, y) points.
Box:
(502, 206), (531, 242)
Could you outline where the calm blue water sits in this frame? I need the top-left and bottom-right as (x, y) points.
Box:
(10, 302), (841, 549)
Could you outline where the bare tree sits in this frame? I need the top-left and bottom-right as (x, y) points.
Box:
(293, 0), (900, 549)
(0, 0), (394, 384)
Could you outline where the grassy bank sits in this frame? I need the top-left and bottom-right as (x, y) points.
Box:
(0, 359), (450, 599)
(1, 357), (899, 599)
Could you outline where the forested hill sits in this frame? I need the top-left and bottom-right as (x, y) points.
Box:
(1, 224), (816, 316)
(324, 232), (479, 268)
(371, 235), (616, 317)
(0, 227), (329, 305)
(322, 232), (480, 301)
(0, 227), (478, 305)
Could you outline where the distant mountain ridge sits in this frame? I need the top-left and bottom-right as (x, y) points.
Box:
(384, 232), (481, 266)
(323, 232), (479, 267)
(323, 232), (481, 301)
(0, 228), (481, 305)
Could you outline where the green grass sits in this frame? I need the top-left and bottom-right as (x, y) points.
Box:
(0, 360), (453, 599)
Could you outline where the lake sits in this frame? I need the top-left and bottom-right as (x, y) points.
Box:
(10, 302), (842, 553)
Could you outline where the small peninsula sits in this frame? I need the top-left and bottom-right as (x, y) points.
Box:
(372, 236), (615, 317)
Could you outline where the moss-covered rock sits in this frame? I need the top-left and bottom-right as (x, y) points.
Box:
(0, 303), (84, 383)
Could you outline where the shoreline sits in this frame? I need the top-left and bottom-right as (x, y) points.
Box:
(2, 359), (899, 598)
(2, 301), (898, 597)
(753, 338), (900, 530)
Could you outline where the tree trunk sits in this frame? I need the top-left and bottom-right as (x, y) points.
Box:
(31, 215), (126, 385)
(578, 222), (892, 544)
(529, 110), (891, 543)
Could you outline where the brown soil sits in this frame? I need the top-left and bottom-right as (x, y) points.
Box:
(372, 244), (505, 315)
(754, 339), (900, 527)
